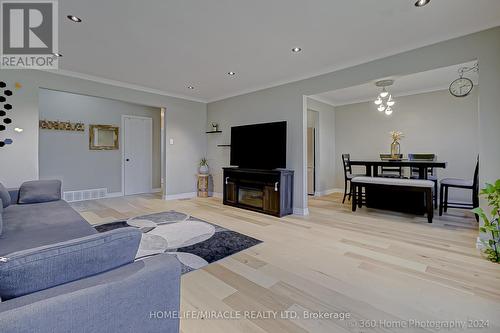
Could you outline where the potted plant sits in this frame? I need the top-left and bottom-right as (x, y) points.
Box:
(211, 122), (219, 132)
(199, 158), (209, 174)
(472, 179), (500, 263)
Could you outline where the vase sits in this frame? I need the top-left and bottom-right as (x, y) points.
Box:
(390, 140), (400, 159)
(199, 165), (209, 174)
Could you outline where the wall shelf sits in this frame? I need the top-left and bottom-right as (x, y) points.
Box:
(206, 130), (222, 134)
(217, 144), (231, 147)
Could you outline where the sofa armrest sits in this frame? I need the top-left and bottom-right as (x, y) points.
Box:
(0, 254), (181, 333)
(7, 189), (18, 204)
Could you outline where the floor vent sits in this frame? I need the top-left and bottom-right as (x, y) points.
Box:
(63, 188), (108, 202)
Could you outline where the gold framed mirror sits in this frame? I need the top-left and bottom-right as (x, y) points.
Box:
(89, 125), (119, 150)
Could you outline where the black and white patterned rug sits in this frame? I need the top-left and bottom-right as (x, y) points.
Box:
(94, 211), (262, 274)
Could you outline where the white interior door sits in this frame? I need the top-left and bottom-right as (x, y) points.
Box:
(123, 116), (152, 195)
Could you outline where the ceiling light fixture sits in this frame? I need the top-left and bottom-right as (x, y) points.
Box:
(414, 0), (431, 7)
(374, 80), (396, 116)
(187, 86), (195, 90)
(67, 15), (82, 22)
(227, 71), (236, 76)
(292, 47), (302, 53)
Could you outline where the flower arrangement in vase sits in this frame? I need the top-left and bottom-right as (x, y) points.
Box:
(389, 131), (404, 159)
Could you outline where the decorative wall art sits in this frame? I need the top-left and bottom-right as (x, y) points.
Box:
(89, 124), (119, 150)
(0, 80), (14, 148)
(39, 120), (85, 131)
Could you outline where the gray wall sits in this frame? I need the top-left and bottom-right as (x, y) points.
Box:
(39, 89), (161, 193)
(207, 27), (500, 213)
(307, 98), (336, 194)
(0, 70), (206, 197)
(206, 86), (303, 207)
(335, 89), (479, 202)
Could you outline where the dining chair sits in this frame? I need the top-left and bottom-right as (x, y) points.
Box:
(409, 153), (438, 207)
(341, 154), (364, 204)
(379, 154), (403, 178)
(439, 156), (479, 220)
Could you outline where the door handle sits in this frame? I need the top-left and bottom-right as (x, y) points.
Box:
(225, 177), (229, 185)
(274, 182), (279, 191)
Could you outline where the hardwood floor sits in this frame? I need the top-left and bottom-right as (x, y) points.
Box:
(72, 193), (500, 333)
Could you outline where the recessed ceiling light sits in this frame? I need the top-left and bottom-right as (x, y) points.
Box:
(227, 71), (236, 76)
(292, 47), (302, 53)
(187, 86), (195, 90)
(53, 53), (63, 57)
(67, 15), (82, 22)
(414, 0), (430, 7)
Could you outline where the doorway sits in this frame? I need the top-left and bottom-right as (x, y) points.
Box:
(307, 109), (319, 195)
(307, 127), (316, 195)
(122, 115), (153, 195)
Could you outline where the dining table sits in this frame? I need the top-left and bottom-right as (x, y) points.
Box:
(348, 159), (447, 179)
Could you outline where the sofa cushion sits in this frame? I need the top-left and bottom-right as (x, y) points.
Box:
(0, 227), (141, 300)
(0, 200), (97, 256)
(0, 183), (10, 208)
(18, 180), (61, 204)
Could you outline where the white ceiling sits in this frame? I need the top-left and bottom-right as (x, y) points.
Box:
(310, 61), (479, 106)
(56, 0), (500, 102)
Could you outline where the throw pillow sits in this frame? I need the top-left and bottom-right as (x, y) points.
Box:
(0, 183), (10, 208)
(18, 180), (61, 204)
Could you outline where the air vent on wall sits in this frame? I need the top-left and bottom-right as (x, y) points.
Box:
(63, 188), (108, 202)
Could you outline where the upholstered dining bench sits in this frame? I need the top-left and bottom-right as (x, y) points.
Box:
(351, 177), (435, 223)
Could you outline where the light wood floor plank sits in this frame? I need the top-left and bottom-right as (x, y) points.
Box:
(72, 193), (500, 333)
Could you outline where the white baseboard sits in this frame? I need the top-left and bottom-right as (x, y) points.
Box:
(293, 207), (310, 216)
(163, 192), (197, 200)
(314, 188), (343, 197)
(107, 191), (124, 198)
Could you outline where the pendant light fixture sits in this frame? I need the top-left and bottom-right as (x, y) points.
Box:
(374, 80), (396, 116)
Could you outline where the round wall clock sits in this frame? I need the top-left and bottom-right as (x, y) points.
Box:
(449, 77), (473, 97)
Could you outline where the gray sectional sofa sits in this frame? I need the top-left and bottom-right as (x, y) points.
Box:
(0, 180), (181, 333)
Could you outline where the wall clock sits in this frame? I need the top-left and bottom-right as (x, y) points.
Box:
(449, 77), (473, 97)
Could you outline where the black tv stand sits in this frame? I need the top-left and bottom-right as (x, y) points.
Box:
(222, 167), (294, 217)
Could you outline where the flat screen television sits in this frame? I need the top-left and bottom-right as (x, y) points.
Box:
(230, 121), (286, 169)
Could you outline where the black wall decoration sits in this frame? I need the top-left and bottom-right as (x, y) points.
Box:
(0, 81), (14, 148)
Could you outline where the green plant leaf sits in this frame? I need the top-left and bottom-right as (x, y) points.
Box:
(485, 183), (495, 194)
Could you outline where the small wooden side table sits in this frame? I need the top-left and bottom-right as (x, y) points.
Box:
(197, 174), (209, 197)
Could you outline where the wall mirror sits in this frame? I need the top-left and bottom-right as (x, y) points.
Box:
(89, 125), (119, 150)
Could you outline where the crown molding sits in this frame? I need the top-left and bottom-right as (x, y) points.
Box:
(306, 96), (336, 108)
(324, 83), (477, 107)
(37, 69), (208, 103)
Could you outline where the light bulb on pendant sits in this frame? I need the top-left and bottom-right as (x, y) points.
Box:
(386, 95), (395, 106)
(374, 97), (382, 105)
(378, 105), (386, 112)
(385, 107), (393, 115)
(380, 88), (389, 98)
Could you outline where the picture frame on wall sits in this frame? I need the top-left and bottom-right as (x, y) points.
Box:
(89, 124), (119, 150)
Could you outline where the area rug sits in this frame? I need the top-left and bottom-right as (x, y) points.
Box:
(94, 211), (262, 274)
